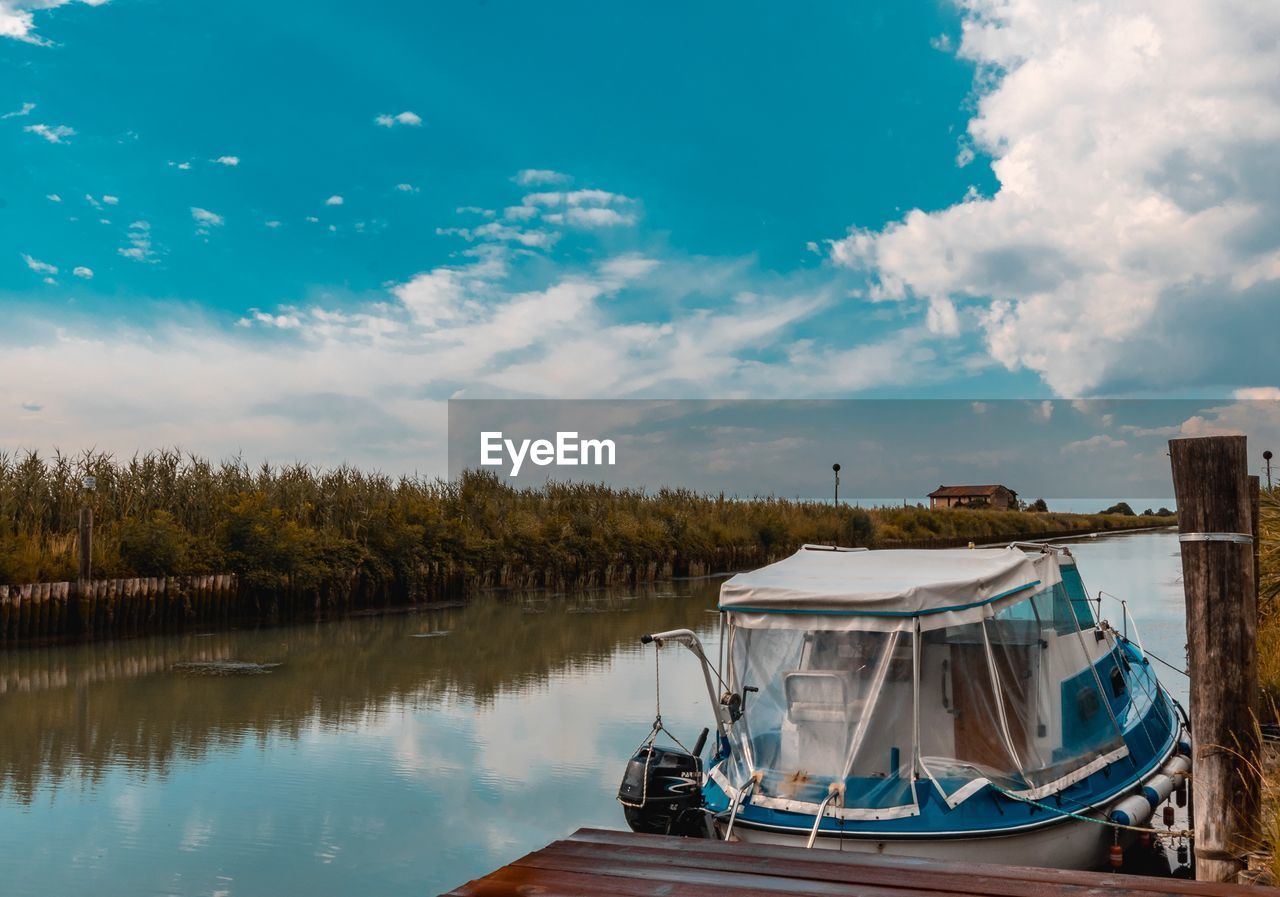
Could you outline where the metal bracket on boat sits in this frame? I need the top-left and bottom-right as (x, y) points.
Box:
(722, 772), (762, 842)
(1178, 532), (1253, 544)
(805, 782), (846, 849)
(641, 629), (733, 739)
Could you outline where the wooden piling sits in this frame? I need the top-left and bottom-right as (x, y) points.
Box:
(1169, 435), (1261, 882)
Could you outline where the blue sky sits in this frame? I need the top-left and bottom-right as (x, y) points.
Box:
(2, 0), (1278, 472)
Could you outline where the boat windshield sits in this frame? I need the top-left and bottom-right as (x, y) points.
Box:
(722, 581), (1127, 816)
(726, 627), (916, 817)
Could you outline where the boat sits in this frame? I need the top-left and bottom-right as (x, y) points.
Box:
(617, 542), (1190, 871)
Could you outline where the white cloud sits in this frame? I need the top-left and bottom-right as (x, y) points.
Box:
(559, 207), (637, 228)
(118, 220), (157, 263)
(168, 160), (191, 170)
(395, 183), (418, 193)
(0, 0), (109, 45)
(304, 216), (319, 223)
(45, 193), (60, 203)
(375, 111), (422, 128)
(23, 123), (75, 144)
(212, 155), (240, 166)
(514, 169), (571, 187)
(503, 187), (639, 231)
(191, 207), (224, 227)
(1, 101), (34, 118)
(73, 266), (93, 279)
(830, 0), (1280, 396)
(1234, 387), (1280, 401)
(21, 253), (57, 275)
(1062, 434), (1129, 453)
(325, 195), (344, 206)
(264, 220), (282, 229)
(102, 194), (119, 205)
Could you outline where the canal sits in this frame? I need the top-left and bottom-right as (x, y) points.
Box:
(0, 529), (1185, 896)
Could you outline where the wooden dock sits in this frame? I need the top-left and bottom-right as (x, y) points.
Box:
(440, 828), (1279, 897)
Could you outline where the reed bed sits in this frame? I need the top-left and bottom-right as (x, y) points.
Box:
(0, 450), (1170, 642)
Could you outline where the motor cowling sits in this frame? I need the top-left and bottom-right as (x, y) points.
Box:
(618, 744), (706, 836)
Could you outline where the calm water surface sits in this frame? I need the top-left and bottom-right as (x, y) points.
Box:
(0, 530), (1185, 895)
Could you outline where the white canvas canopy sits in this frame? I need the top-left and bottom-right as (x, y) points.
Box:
(719, 545), (1062, 632)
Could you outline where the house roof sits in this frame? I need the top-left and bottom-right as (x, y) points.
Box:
(927, 484), (1016, 498)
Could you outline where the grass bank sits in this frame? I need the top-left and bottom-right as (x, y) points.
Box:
(0, 450), (1170, 638)
(1252, 489), (1280, 876)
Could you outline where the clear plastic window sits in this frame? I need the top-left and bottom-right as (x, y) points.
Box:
(728, 627), (914, 811)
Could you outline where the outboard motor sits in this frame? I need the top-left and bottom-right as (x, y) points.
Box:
(617, 729), (708, 837)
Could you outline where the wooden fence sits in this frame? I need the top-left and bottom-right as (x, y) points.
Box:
(0, 576), (239, 646)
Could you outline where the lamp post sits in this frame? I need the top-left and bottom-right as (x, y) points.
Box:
(1266, 450), (1274, 491)
(78, 475), (95, 584)
(832, 463), (841, 506)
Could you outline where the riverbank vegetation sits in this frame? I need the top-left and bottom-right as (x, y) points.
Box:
(0, 450), (1173, 593)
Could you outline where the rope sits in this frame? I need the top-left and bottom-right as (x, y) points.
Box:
(1123, 640), (1189, 678)
(618, 641), (688, 810)
(988, 783), (1194, 837)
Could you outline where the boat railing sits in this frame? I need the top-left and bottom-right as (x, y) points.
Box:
(1096, 591), (1148, 655)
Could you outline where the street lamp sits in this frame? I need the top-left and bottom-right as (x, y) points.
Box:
(79, 475), (95, 583)
(832, 463), (841, 505)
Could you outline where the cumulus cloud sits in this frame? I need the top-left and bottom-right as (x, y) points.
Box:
(73, 266), (93, 279)
(504, 187), (639, 231)
(0, 0), (109, 45)
(45, 193), (60, 203)
(375, 111), (421, 127)
(118, 220), (157, 263)
(212, 155), (240, 166)
(550, 206), (637, 228)
(514, 169), (571, 187)
(395, 183), (418, 193)
(1062, 434), (1128, 453)
(21, 253), (57, 275)
(830, 0), (1280, 397)
(102, 194), (119, 205)
(23, 123), (74, 144)
(191, 207), (224, 227)
(325, 195), (344, 206)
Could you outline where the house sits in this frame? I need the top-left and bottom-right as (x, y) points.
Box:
(928, 484), (1018, 510)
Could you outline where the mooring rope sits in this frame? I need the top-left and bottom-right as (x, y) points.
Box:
(988, 783), (1194, 838)
(618, 641), (689, 810)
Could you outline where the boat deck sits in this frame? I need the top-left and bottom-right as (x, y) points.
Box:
(439, 827), (1276, 897)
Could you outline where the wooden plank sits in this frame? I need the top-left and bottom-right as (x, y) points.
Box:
(536, 839), (1109, 897)
(516, 848), (975, 896)
(444, 829), (1280, 897)
(446, 863), (808, 897)
(566, 830), (1279, 897)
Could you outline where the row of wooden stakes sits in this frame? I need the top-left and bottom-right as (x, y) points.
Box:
(0, 575), (237, 645)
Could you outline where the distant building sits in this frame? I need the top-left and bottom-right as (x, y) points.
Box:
(928, 484), (1018, 510)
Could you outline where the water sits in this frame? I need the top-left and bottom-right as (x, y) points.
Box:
(0, 529), (1185, 895)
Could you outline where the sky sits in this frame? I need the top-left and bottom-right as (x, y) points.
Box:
(2, 0), (1279, 475)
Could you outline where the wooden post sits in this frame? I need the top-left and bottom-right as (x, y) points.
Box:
(1169, 435), (1260, 882)
(78, 505), (93, 583)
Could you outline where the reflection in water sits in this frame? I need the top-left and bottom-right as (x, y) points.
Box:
(0, 532), (1185, 896)
(0, 580), (722, 896)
